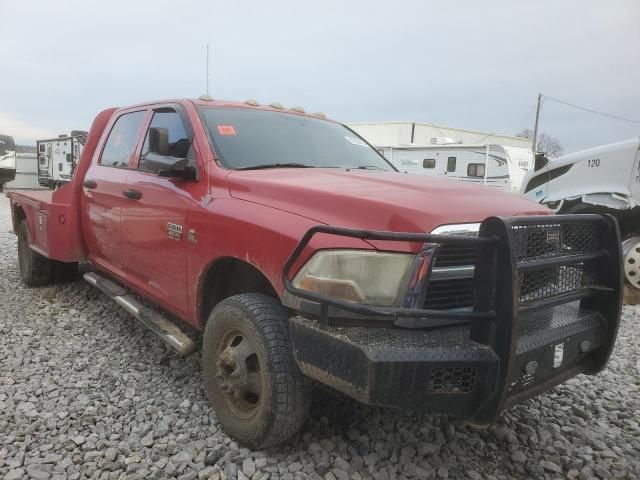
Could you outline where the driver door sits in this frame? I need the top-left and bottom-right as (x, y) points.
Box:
(121, 106), (198, 317)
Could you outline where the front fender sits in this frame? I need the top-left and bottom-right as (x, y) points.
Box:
(187, 198), (373, 325)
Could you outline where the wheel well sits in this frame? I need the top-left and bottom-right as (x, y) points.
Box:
(198, 258), (278, 327)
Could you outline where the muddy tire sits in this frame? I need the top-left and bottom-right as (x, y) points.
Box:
(17, 220), (53, 287)
(202, 293), (310, 448)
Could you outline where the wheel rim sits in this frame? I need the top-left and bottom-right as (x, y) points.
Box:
(622, 237), (640, 289)
(215, 328), (263, 419)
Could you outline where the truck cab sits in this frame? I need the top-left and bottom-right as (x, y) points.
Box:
(7, 98), (624, 448)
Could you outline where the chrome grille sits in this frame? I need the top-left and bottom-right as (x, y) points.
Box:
(425, 241), (480, 310)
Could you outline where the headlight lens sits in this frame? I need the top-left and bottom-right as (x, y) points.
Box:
(292, 250), (415, 306)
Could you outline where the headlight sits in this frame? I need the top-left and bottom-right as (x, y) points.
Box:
(292, 250), (415, 306)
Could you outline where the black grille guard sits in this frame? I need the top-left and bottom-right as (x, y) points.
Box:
(283, 214), (623, 422)
(283, 215), (622, 355)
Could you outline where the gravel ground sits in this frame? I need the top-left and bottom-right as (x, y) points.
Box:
(1, 197), (639, 480)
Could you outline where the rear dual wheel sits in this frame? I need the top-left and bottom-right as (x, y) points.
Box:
(17, 220), (78, 286)
(202, 293), (310, 448)
(18, 220), (53, 286)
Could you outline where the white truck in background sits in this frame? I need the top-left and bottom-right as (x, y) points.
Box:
(376, 144), (532, 193)
(521, 137), (640, 289)
(37, 131), (87, 189)
(0, 134), (17, 191)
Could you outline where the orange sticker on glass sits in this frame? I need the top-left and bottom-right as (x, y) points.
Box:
(217, 125), (236, 136)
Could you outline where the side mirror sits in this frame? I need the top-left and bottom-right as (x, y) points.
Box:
(158, 162), (198, 181)
(143, 153), (197, 181)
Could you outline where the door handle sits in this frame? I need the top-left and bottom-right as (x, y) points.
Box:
(83, 180), (97, 189)
(123, 189), (142, 200)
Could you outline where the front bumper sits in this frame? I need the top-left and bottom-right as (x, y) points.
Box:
(290, 302), (605, 419)
(283, 215), (622, 422)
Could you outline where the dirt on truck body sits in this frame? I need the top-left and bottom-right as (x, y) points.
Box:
(7, 97), (623, 448)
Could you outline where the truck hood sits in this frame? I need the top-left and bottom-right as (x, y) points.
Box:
(226, 169), (551, 233)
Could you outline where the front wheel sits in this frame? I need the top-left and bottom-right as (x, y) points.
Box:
(202, 293), (310, 448)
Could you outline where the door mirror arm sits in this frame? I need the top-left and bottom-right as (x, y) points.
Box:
(158, 164), (197, 181)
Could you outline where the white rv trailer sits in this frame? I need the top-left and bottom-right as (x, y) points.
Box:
(0, 134), (17, 191)
(521, 137), (640, 288)
(37, 131), (87, 188)
(377, 144), (532, 193)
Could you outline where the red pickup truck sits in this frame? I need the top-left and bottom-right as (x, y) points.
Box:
(8, 98), (623, 448)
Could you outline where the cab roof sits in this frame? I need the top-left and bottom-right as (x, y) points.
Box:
(114, 97), (331, 122)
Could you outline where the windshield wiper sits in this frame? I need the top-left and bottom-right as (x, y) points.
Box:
(236, 163), (313, 171)
(353, 165), (385, 170)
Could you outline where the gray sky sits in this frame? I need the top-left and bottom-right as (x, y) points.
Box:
(2, 0), (639, 153)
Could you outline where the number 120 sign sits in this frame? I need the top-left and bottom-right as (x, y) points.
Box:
(587, 158), (600, 167)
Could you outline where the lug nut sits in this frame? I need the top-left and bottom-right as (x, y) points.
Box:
(579, 340), (592, 353)
(524, 360), (538, 376)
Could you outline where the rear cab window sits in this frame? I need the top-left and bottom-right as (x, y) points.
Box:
(99, 111), (146, 168)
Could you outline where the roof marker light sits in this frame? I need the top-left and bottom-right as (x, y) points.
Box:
(198, 94), (214, 101)
(314, 112), (326, 118)
(291, 106), (306, 113)
(269, 102), (284, 109)
(245, 99), (260, 106)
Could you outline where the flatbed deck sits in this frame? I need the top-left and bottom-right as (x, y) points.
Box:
(6, 189), (54, 208)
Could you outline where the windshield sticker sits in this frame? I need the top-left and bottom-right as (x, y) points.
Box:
(217, 125), (237, 136)
(345, 136), (368, 147)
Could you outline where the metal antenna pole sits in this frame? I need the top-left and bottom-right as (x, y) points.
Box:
(532, 93), (542, 154)
(206, 44), (210, 96)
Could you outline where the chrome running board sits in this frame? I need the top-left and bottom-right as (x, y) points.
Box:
(83, 271), (195, 356)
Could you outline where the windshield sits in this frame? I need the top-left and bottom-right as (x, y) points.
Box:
(198, 107), (395, 171)
(0, 135), (15, 157)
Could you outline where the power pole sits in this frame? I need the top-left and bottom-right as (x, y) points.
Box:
(206, 44), (210, 96)
(532, 93), (542, 154)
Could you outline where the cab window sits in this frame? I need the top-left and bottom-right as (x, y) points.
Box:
(100, 111), (146, 168)
(139, 108), (194, 174)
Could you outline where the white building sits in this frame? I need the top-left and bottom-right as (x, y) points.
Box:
(348, 121), (531, 149)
